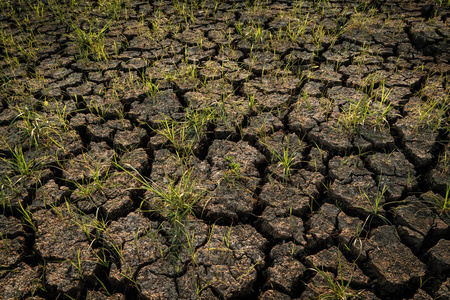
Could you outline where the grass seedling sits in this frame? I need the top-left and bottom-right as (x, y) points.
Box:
(287, 15), (309, 43)
(312, 24), (326, 48)
(185, 106), (215, 137)
(66, 18), (112, 61)
(156, 118), (191, 162)
(236, 260), (260, 281)
(76, 162), (110, 195)
(277, 140), (299, 179)
(311, 268), (360, 299)
(413, 94), (449, 133)
(156, 109), (213, 164)
(355, 176), (403, 238)
(361, 183), (386, 217)
(17, 200), (37, 231)
(308, 249), (362, 300)
(87, 276), (112, 298)
(309, 142), (328, 173)
(247, 94), (257, 111)
(424, 184), (450, 217)
(1, 181), (19, 213)
(3, 145), (38, 177)
(337, 89), (393, 134)
(115, 161), (206, 252)
(98, 0), (123, 19)
(86, 101), (115, 121)
(234, 21), (244, 36)
(181, 226), (199, 267)
(141, 74), (160, 98)
(149, 171), (205, 251)
(224, 156), (242, 183)
(12, 107), (51, 148)
(195, 279), (213, 297)
(438, 152), (450, 174)
(148, 169), (203, 220)
(435, 0), (450, 6)
(68, 249), (86, 280)
(260, 134), (303, 180)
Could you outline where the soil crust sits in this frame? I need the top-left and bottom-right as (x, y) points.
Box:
(0, 0), (449, 299)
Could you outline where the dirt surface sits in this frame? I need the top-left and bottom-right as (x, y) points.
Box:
(0, 0), (450, 299)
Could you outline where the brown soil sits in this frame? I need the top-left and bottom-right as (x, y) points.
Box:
(0, 0), (449, 299)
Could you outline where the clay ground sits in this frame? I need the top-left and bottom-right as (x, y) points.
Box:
(0, 0), (450, 299)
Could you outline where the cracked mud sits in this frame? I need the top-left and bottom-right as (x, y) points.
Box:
(1, 0), (450, 299)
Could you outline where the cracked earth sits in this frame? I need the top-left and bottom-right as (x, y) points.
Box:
(1, 0), (450, 299)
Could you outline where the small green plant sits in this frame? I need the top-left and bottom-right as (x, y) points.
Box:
(67, 249), (86, 280)
(0, 28), (37, 62)
(181, 226), (199, 267)
(98, 0), (123, 19)
(148, 170), (205, 249)
(224, 156), (242, 182)
(286, 15), (308, 43)
(425, 184), (450, 216)
(156, 118), (192, 161)
(360, 186), (386, 228)
(185, 106), (215, 138)
(336, 88), (393, 134)
(116, 161), (206, 252)
(29, 0), (45, 19)
(247, 94), (256, 111)
(1, 176), (18, 209)
(66, 18), (112, 60)
(360, 183), (386, 217)
(12, 107), (52, 148)
(3, 145), (39, 177)
(435, 0), (450, 6)
(413, 95), (449, 133)
(438, 151), (450, 174)
(141, 74), (160, 98)
(156, 109), (214, 163)
(17, 200), (37, 231)
(234, 21), (244, 36)
(260, 134), (303, 180)
(355, 176), (403, 238)
(64, 158), (114, 214)
(309, 250), (363, 300)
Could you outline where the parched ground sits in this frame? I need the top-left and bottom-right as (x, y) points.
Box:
(1, 0), (450, 299)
